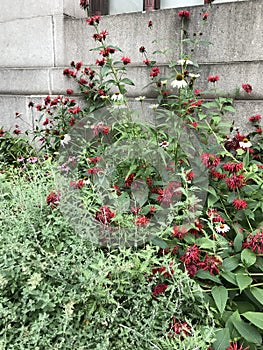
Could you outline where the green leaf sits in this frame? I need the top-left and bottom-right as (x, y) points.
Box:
(196, 269), (221, 284)
(151, 236), (168, 249)
(196, 237), (216, 250)
(211, 286), (228, 314)
(222, 256), (240, 272)
(236, 273), (253, 292)
(120, 78), (135, 86)
(242, 312), (263, 330)
(241, 249), (257, 267)
(231, 311), (262, 344)
(212, 328), (230, 350)
(250, 287), (263, 305)
(221, 271), (238, 286)
(223, 105), (236, 113)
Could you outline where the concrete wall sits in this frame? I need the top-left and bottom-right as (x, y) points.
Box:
(0, 0), (262, 133)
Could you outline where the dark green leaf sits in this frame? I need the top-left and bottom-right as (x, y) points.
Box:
(212, 328), (230, 350)
(236, 273), (253, 292)
(242, 312), (263, 330)
(241, 249), (257, 267)
(231, 311), (262, 344)
(211, 286), (228, 314)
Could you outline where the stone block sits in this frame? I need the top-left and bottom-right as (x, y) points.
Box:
(63, 0), (262, 66)
(0, 0), (63, 22)
(0, 68), (50, 94)
(0, 16), (54, 67)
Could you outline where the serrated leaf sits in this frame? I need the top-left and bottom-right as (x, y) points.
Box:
(250, 287), (263, 305)
(231, 311), (262, 344)
(212, 328), (230, 350)
(236, 273), (253, 292)
(241, 249), (257, 267)
(242, 312), (263, 330)
(211, 286), (228, 314)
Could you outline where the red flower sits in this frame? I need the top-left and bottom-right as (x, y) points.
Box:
(42, 118), (49, 126)
(173, 225), (188, 239)
(243, 231), (263, 254)
(198, 254), (221, 275)
(121, 56), (131, 65)
(78, 78), (88, 85)
(139, 46), (146, 53)
(178, 10), (190, 19)
(66, 89), (74, 95)
(13, 128), (21, 135)
(86, 15), (101, 26)
(152, 283), (168, 297)
(169, 318), (191, 337)
(96, 58), (106, 66)
(75, 61), (83, 70)
(46, 191), (60, 208)
(222, 162), (243, 173)
(148, 20), (153, 28)
(0, 128), (4, 137)
(207, 75), (219, 82)
(87, 167), (103, 175)
(135, 215), (149, 227)
(201, 153), (221, 168)
(95, 206), (115, 225)
(225, 174), (245, 190)
(143, 59), (152, 66)
(150, 66), (160, 77)
(242, 83), (252, 93)
(70, 179), (85, 189)
(80, 0), (89, 10)
(100, 47), (116, 56)
(203, 12), (209, 20)
(69, 117), (75, 126)
(249, 114), (261, 122)
(232, 198), (247, 210)
(181, 244), (200, 265)
(227, 342), (249, 350)
(125, 173), (135, 187)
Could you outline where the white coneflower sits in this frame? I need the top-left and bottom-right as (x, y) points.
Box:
(189, 73), (200, 79)
(160, 80), (167, 86)
(149, 104), (159, 110)
(171, 74), (187, 89)
(239, 138), (252, 149)
(215, 223), (230, 234)
(135, 96), (146, 102)
(159, 141), (169, 148)
(60, 134), (71, 146)
(111, 92), (124, 102)
(177, 58), (193, 66)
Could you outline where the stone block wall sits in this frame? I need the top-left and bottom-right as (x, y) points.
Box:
(0, 0), (262, 132)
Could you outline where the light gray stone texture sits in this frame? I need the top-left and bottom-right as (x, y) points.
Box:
(0, 16), (55, 67)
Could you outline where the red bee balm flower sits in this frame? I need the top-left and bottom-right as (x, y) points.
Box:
(225, 174), (245, 190)
(178, 10), (190, 19)
(150, 66), (160, 77)
(207, 75), (219, 82)
(46, 191), (60, 208)
(121, 56), (131, 65)
(232, 198), (247, 210)
(152, 283), (168, 297)
(249, 114), (261, 122)
(201, 153), (221, 168)
(242, 83), (252, 93)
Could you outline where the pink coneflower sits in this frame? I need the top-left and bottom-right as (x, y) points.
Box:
(207, 75), (219, 83)
(242, 83), (252, 93)
(232, 198), (247, 210)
